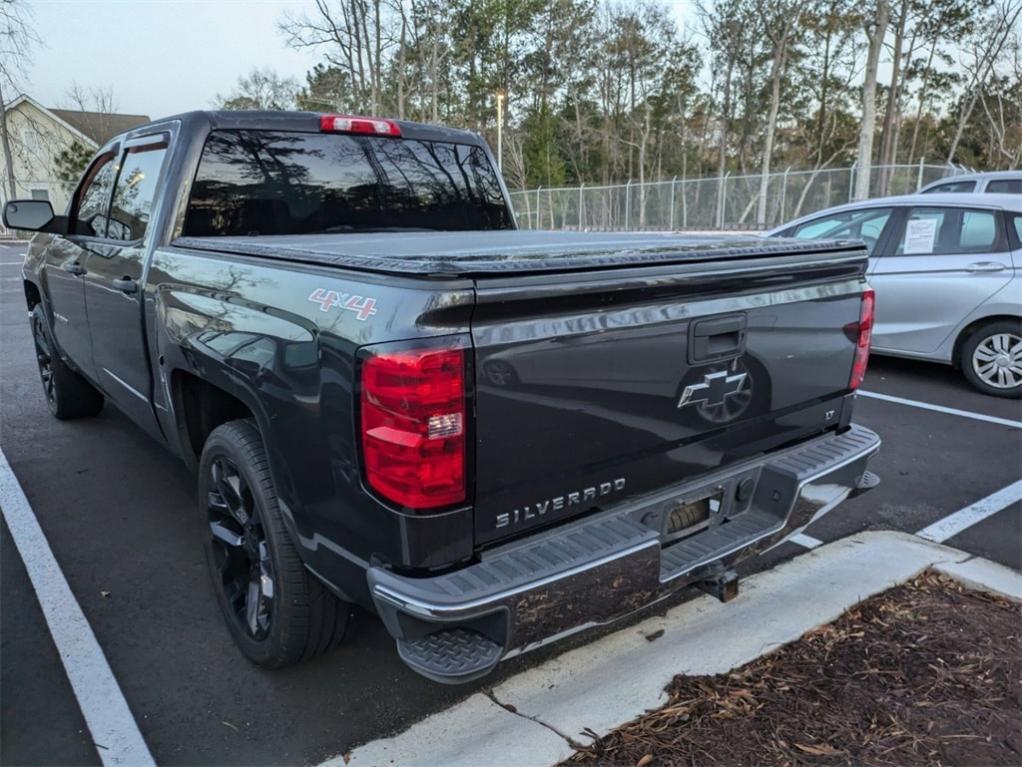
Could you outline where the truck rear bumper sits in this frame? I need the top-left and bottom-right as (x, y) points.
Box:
(369, 424), (881, 684)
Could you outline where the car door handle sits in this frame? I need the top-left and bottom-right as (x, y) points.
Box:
(62, 261), (86, 276)
(966, 261), (1007, 273)
(112, 276), (138, 294)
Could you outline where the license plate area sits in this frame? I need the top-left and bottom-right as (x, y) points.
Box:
(661, 489), (722, 544)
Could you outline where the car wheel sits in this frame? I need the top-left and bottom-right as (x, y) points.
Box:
(199, 419), (350, 668)
(960, 320), (1022, 398)
(30, 305), (104, 419)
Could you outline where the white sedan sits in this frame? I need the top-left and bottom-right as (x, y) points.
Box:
(767, 193), (1022, 397)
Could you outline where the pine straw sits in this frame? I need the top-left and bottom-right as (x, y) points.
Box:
(563, 572), (1021, 767)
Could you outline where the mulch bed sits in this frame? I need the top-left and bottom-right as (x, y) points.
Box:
(563, 572), (1021, 766)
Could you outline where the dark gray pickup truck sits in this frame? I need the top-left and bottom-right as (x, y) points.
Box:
(7, 111), (880, 683)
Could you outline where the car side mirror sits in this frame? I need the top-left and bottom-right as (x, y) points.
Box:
(3, 199), (67, 234)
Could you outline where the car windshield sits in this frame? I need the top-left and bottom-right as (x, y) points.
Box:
(183, 129), (512, 236)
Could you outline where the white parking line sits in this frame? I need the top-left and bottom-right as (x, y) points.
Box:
(0, 448), (155, 767)
(857, 390), (1022, 429)
(916, 479), (1022, 544)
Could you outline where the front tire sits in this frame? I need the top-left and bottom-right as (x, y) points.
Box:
(199, 419), (350, 668)
(30, 305), (104, 419)
(960, 320), (1022, 398)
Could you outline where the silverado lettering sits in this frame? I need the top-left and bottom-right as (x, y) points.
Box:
(496, 477), (628, 529)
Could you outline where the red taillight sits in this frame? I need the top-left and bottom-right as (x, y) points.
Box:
(849, 288), (875, 390)
(320, 114), (401, 137)
(360, 343), (466, 510)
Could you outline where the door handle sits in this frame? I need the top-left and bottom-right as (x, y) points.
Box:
(112, 276), (138, 294)
(62, 261), (86, 276)
(966, 261), (1007, 273)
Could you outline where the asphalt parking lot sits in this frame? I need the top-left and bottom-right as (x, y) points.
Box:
(1, 239), (1019, 767)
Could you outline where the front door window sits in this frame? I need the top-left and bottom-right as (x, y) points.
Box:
(73, 153), (117, 238)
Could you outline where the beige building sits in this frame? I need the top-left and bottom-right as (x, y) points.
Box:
(0, 94), (149, 214)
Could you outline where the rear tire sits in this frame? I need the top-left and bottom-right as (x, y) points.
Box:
(30, 305), (104, 419)
(959, 320), (1022, 398)
(199, 419), (350, 668)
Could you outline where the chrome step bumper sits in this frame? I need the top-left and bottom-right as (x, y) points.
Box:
(370, 425), (881, 684)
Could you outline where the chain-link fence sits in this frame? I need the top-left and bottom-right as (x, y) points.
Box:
(508, 162), (973, 232)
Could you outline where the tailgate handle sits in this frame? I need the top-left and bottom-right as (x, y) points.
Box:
(689, 314), (747, 363)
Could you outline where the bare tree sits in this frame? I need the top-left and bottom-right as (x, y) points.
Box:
(279, 0), (394, 114)
(756, 0), (802, 225)
(853, 0), (890, 200)
(976, 27), (1022, 167)
(64, 81), (121, 133)
(875, 0), (910, 194)
(214, 68), (299, 111)
(0, 0), (39, 201)
(945, 0), (1022, 162)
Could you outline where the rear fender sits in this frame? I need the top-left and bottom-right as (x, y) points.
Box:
(154, 286), (317, 529)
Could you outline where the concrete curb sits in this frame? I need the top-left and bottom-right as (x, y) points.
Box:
(934, 556), (1022, 602)
(330, 531), (1019, 767)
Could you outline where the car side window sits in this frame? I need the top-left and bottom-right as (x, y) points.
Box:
(895, 207), (1001, 255)
(791, 208), (892, 255)
(921, 180), (976, 194)
(1009, 213), (1022, 247)
(986, 179), (1022, 194)
(73, 152), (118, 238)
(108, 142), (169, 242)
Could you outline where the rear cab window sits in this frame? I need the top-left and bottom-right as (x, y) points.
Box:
(893, 207), (1004, 255)
(183, 130), (512, 236)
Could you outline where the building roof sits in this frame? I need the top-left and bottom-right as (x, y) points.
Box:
(49, 108), (150, 146)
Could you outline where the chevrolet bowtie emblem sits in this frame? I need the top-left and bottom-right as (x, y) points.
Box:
(677, 370), (748, 409)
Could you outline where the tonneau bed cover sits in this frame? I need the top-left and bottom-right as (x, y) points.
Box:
(172, 231), (864, 277)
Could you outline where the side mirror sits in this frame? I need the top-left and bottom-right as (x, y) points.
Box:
(3, 199), (66, 233)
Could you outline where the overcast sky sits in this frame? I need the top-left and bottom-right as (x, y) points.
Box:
(28, 1), (323, 119)
(27, 0), (696, 120)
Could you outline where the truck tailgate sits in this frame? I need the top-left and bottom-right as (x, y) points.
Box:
(470, 245), (869, 545)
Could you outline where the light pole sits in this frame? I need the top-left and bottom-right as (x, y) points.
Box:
(495, 90), (505, 171)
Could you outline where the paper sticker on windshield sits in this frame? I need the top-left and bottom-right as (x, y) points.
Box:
(308, 288), (378, 321)
(903, 217), (938, 254)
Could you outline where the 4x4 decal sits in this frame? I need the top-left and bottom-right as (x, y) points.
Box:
(308, 288), (378, 321)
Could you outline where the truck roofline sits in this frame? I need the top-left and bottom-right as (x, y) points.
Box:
(109, 110), (488, 148)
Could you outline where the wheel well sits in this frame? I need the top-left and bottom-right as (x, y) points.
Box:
(174, 371), (254, 463)
(24, 280), (40, 311)
(952, 315), (1022, 368)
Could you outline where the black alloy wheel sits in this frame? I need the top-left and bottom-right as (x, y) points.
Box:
(28, 305), (104, 419)
(206, 456), (275, 640)
(31, 311), (57, 412)
(198, 419), (349, 668)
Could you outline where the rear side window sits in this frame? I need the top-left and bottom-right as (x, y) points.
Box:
(896, 207), (1002, 255)
(921, 180), (976, 194)
(986, 179), (1022, 194)
(1009, 213), (1022, 247)
(183, 130), (512, 236)
(108, 143), (168, 241)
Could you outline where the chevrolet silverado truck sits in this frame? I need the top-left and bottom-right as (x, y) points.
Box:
(8, 111), (880, 683)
